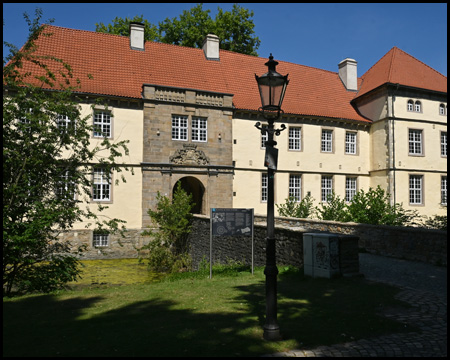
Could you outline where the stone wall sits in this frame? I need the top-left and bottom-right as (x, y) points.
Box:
(59, 229), (150, 260)
(187, 215), (447, 268)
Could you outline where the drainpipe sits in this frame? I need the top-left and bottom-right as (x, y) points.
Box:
(390, 84), (400, 206)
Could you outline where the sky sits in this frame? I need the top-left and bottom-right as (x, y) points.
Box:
(3, 3), (447, 77)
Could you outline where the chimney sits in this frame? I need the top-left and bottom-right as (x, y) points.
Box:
(129, 22), (145, 51)
(202, 34), (220, 60)
(338, 58), (358, 91)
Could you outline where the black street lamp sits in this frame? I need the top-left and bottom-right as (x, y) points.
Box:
(255, 54), (289, 341)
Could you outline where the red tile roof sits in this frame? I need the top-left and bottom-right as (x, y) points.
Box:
(356, 46), (447, 98)
(10, 26), (447, 124)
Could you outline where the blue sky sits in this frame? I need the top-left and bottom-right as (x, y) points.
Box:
(3, 3), (447, 76)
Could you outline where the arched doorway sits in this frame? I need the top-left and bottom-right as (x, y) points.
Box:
(173, 176), (205, 214)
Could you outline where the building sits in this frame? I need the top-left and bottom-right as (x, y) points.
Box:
(8, 24), (447, 254)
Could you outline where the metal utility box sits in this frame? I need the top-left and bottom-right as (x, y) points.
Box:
(303, 233), (340, 278)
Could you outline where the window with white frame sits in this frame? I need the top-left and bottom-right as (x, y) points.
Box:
(408, 129), (423, 155)
(321, 175), (333, 202)
(93, 111), (112, 138)
(407, 100), (414, 112)
(409, 175), (423, 205)
(321, 129), (333, 152)
(345, 132), (357, 154)
(288, 127), (301, 151)
(414, 101), (422, 113)
(441, 176), (447, 206)
(56, 114), (72, 131)
(441, 132), (447, 157)
(92, 168), (111, 201)
(289, 174), (301, 201)
(171, 115), (188, 141)
(93, 233), (109, 247)
(345, 177), (357, 202)
(192, 117), (207, 142)
(261, 125), (268, 148)
(261, 173), (268, 202)
(439, 103), (446, 115)
(56, 170), (76, 200)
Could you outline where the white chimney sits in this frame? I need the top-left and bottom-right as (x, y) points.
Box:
(338, 58), (358, 91)
(202, 34), (219, 60)
(129, 22), (145, 51)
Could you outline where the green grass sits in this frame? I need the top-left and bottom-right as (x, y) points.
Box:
(3, 263), (415, 357)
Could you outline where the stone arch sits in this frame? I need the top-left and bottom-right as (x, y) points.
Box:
(173, 176), (205, 214)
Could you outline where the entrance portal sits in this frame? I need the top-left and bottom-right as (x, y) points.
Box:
(174, 177), (205, 214)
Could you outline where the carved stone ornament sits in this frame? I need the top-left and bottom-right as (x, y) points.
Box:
(169, 144), (210, 165)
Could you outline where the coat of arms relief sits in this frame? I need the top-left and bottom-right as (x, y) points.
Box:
(169, 144), (210, 165)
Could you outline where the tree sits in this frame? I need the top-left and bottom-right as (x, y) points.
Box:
(3, 9), (131, 296)
(141, 182), (195, 273)
(95, 14), (159, 42)
(96, 3), (261, 56)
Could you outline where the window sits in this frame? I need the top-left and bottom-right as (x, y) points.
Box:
(414, 101), (421, 113)
(321, 129), (333, 152)
(261, 173), (268, 202)
(439, 103), (446, 116)
(289, 174), (301, 201)
(441, 132), (447, 157)
(57, 114), (71, 130)
(345, 177), (357, 202)
(93, 233), (109, 247)
(93, 111), (112, 138)
(409, 175), (423, 205)
(407, 100), (414, 112)
(56, 170), (76, 200)
(321, 175), (333, 202)
(261, 125), (268, 148)
(408, 129), (423, 155)
(288, 127), (302, 151)
(441, 176), (447, 206)
(345, 132), (357, 154)
(171, 115), (188, 141)
(93, 168), (111, 201)
(192, 117), (207, 142)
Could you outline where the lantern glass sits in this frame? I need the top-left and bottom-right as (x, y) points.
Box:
(255, 55), (289, 112)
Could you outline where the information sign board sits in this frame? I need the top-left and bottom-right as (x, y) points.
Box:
(209, 208), (254, 278)
(211, 208), (253, 237)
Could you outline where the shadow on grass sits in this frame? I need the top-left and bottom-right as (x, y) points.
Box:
(3, 273), (415, 357)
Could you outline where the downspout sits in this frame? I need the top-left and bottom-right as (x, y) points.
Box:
(390, 83), (400, 206)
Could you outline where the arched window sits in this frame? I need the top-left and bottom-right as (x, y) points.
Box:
(439, 103), (446, 115)
(407, 100), (414, 111)
(414, 101), (421, 112)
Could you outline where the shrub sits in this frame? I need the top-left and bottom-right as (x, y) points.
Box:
(276, 194), (315, 218)
(141, 182), (195, 273)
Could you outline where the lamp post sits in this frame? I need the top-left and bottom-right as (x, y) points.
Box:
(255, 54), (289, 341)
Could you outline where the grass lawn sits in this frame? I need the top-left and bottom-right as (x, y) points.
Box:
(3, 263), (415, 357)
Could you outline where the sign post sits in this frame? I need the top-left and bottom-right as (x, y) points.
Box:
(210, 208), (254, 278)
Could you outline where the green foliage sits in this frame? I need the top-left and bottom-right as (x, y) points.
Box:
(3, 9), (131, 296)
(344, 187), (417, 226)
(276, 194), (315, 219)
(277, 186), (422, 227)
(95, 14), (159, 42)
(141, 182), (195, 273)
(315, 192), (348, 222)
(423, 214), (447, 231)
(96, 4), (261, 56)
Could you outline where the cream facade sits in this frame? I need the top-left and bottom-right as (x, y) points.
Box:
(12, 26), (445, 256)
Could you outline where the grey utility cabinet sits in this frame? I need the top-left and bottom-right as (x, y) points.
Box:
(303, 232), (359, 278)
